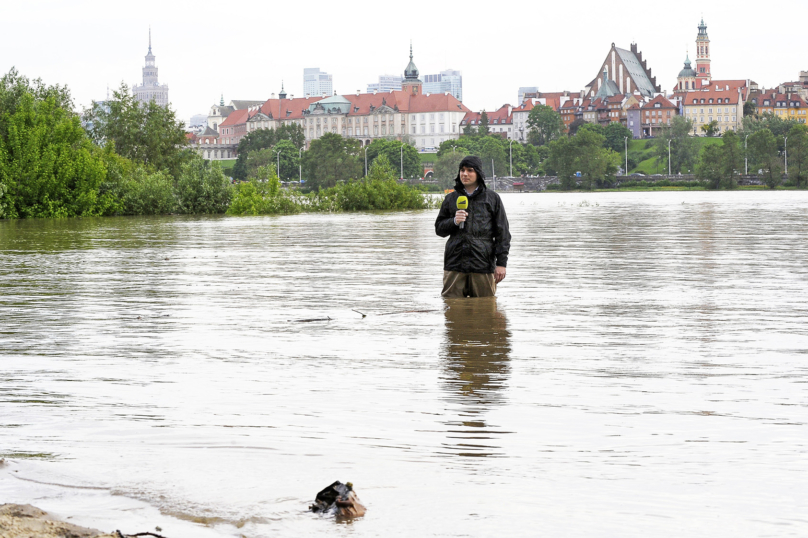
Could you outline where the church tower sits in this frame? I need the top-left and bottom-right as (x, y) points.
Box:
(695, 18), (711, 85)
(401, 44), (422, 96)
(677, 54), (697, 92)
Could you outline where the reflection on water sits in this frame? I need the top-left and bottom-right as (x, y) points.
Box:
(441, 298), (510, 458)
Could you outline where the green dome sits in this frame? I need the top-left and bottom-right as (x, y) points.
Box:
(404, 44), (419, 80)
(678, 55), (696, 78)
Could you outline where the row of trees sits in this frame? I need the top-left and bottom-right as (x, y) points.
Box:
(232, 130), (424, 190)
(0, 71), (230, 218)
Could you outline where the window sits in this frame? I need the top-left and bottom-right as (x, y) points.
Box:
(412, 126), (416, 134)
(430, 114), (435, 120)
(732, 107), (736, 113)
(420, 126), (425, 134)
(440, 125), (445, 133)
(708, 108), (713, 114)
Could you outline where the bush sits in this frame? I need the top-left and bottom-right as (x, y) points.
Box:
(119, 168), (176, 215)
(175, 157), (232, 214)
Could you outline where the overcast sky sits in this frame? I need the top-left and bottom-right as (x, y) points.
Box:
(3, 0), (806, 125)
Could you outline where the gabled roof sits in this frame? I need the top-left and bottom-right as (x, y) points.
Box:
(615, 47), (657, 97)
(684, 88), (742, 105)
(260, 96), (327, 120)
(219, 108), (249, 127)
(642, 95), (677, 109)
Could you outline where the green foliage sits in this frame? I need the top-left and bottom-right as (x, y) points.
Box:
(696, 131), (741, 189)
(0, 81), (109, 218)
(787, 124), (808, 188)
(701, 120), (719, 137)
(578, 123), (605, 138)
(748, 129), (781, 189)
(314, 176), (439, 211)
(742, 112), (798, 139)
(547, 129), (619, 190)
(479, 137), (507, 178)
(436, 136), (543, 179)
(433, 148), (468, 189)
(227, 164), (302, 216)
(743, 100), (757, 118)
(119, 168), (176, 215)
(526, 104), (565, 146)
(232, 124), (305, 180)
(365, 138), (422, 179)
(175, 156), (233, 214)
(653, 116), (697, 174)
(301, 133), (362, 190)
(478, 111), (490, 136)
(603, 122), (633, 153)
(567, 118), (586, 136)
(85, 83), (191, 180)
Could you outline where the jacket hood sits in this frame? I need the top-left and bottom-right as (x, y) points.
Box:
(454, 155), (487, 192)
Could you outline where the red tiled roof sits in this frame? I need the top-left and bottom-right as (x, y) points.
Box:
(219, 108), (249, 127)
(260, 96), (326, 120)
(642, 95), (677, 109)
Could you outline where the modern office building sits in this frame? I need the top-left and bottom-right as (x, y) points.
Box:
(367, 74), (403, 93)
(517, 86), (539, 105)
(303, 68), (333, 98)
(422, 69), (462, 101)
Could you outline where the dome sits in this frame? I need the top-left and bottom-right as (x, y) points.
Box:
(678, 55), (696, 78)
(404, 44), (419, 80)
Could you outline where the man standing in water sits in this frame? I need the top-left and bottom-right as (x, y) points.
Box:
(435, 155), (511, 297)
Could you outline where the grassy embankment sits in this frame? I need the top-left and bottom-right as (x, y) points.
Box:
(626, 137), (722, 175)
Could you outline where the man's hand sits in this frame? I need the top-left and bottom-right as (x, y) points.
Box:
(454, 210), (467, 225)
(494, 266), (506, 284)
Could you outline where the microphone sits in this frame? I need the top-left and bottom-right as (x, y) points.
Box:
(456, 196), (468, 229)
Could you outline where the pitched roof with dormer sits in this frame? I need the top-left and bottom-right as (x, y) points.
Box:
(684, 88), (742, 106)
(642, 95), (677, 109)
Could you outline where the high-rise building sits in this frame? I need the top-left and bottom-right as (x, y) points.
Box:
(517, 86), (538, 105)
(132, 29), (169, 107)
(367, 74), (403, 93)
(303, 68), (333, 98)
(422, 69), (462, 101)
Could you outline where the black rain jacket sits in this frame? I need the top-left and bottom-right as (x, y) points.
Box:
(435, 172), (511, 274)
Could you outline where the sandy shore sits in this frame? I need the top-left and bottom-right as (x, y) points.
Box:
(0, 504), (118, 538)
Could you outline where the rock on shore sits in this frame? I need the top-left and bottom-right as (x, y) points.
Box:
(0, 504), (117, 538)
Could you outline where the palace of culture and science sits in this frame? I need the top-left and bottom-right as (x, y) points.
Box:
(132, 29), (169, 106)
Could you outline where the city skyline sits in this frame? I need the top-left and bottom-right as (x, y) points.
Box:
(3, 0), (806, 124)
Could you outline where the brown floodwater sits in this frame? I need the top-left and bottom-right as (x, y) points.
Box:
(1, 192), (807, 537)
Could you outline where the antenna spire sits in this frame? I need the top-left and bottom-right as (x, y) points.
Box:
(148, 26), (152, 53)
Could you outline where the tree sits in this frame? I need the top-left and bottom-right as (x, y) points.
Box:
(742, 112), (798, 139)
(743, 100), (757, 118)
(577, 122), (605, 137)
(367, 153), (396, 181)
(478, 111), (490, 136)
(567, 118), (586, 137)
(479, 136), (507, 179)
(526, 104), (565, 146)
(701, 120), (719, 137)
(85, 83), (190, 180)
(748, 129), (781, 189)
(573, 129), (619, 189)
(603, 122), (633, 154)
(433, 148), (468, 189)
(547, 136), (576, 189)
(232, 124), (305, 180)
(274, 139), (301, 180)
(365, 138), (422, 179)
(654, 116), (696, 174)
(301, 133), (362, 189)
(174, 156), (232, 213)
(787, 124), (808, 188)
(720, 130), (743, 188)
(697, 132), (741, 189)
(0, 79), (110, 218)
(696, 144), (724, 189)
(462, 122), (477, 137)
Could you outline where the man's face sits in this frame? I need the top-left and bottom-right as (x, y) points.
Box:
(459, 166), (477, 187)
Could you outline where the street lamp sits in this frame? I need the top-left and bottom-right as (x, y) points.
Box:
(364, 145), (368, 177)
(276, 149), (282, 179)
(744, 134), (749, 175)
(400, 142), (403, 180)
(298, 146), (303, 183)
(785, 136), (788, 176)
(491, 158), (496, 190)
(509, 139), (514, 178)
(624, 136), (628, 175)
(668, 139), (671, 176)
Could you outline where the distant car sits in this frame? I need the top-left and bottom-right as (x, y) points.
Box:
(651, 174), (663, 177)
(630, 173), (646, 177)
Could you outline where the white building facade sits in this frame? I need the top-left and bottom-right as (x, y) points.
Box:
(304, 68), (333, 98)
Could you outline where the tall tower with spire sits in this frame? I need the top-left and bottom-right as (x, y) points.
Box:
(401, 43), (422, 96)
(695, 18), (711, 85)
(133, 28), (170, 107)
